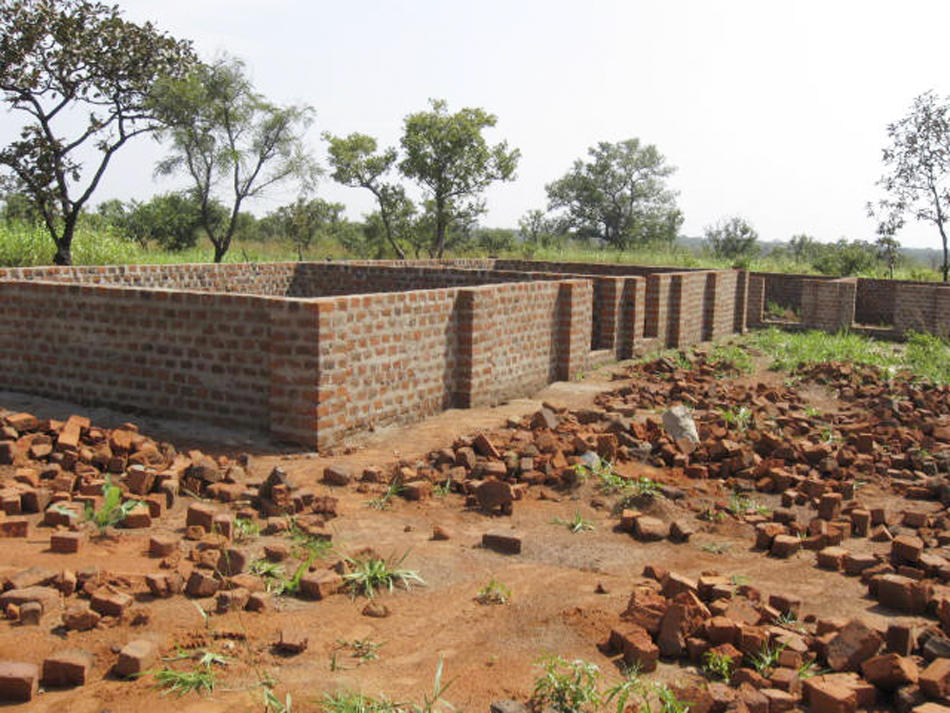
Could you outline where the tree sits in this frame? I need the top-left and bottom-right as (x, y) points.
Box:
(705, 216), (760, 262)
(1, 190), (41, 223)
(473, 227), (516, 254)
(870, 90), (950, 282)
(400, 99), (520, 257)
(518, 209), (564, 249)
(812, 239), (878, 277)
(152, 56), (317, 263)
(0, 0), (195, 264)
(270, 197), (346, 260)
(546, 139), (682, 249)
(132, 192), (219, 251)
(324, 132), (415, 259)
(875, 234), (902, 279)
(788, 233), (820, 263)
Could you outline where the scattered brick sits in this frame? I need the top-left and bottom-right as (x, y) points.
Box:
(482, 531), (523, 555)
(114, 639), (157, 678)
(0, 662), (38, 702)
(42, 649), (93, 687)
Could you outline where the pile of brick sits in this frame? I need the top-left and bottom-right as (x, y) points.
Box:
(343, 402), (700, 542)
(607, 566), (950, 713)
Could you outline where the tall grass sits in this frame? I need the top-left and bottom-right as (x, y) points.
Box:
(0, 218), (944, 284)
(904, 331), (950, 384)
(747, 327), (950, 384)
(0, 220), (344, 266)
(749, 328), (902, 372)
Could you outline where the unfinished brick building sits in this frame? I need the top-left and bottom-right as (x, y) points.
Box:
(0, 260), (945, 449)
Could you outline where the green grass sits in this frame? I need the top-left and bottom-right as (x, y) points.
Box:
(747, 327), (950, 384)
(531, 655), (691, 713)
(749, 327), (903, 372)
(333, 637), (386, 667)
(0, 219), (346, 267)
(708, 343), (754, 374)
(719, 406), (753, 432)
(343, 551), (424, 598)
(2, 215), (945, 284)
(51, 475), (142, 533)
(149, 650), (228, 697)
(905, 331), (950, 384)
(727, 492), (771, 516)
(476, 578), (512, 605)
(367, 481), (405, 510)
(287, 518), (335, 559)
(532, 656), (602, 713)
(701, 650), (735, 682)
(321, 691), (402, 713)
(551, 511), (596, 534)
(749, 642), (786, 675)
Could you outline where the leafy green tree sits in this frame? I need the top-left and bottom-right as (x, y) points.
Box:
(518, 209), (565, 249)
(134, 192), (219, 250)
(152, 56), (317, 262)
(788, 233), (820, 263)
(400, 99), (520, 257)
(474, 227), (516, 254)
(324, 132), (415, 259)
(870, 90), (950, 281)
(270, 197), (346, 260)
(705, 216), (760, 262)
(812, 239), (878, 277)
(0, 0), (195, 264)
(875, 234), (902, 278)
(546, 139), (682, 249)
(1, 191), (42, 223)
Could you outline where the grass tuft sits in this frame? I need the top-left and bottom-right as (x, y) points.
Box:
(343, 551), (424, 598)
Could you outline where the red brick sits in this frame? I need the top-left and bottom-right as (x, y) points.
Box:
(42, 648), (93, 687)
(114, 639), (157, 678)
(0, 662), (38, 702)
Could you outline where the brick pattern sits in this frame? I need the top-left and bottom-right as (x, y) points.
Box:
(894, 283), (950, 338)
(593, 278), (621, 350)
(669, 272), (707, 346)
(644, 274), (673, 345)
(0, 260), (753, 449)
(618, 277), (646, 359)
(801, 279), (857, 332)
(476, 282), (565, 403)
(753, 271), (950, 336)
(855, 279), (896, 326)
(0, 262), (298, 296)
(702, 271), (744, 341)
(315, 289), (461, 445)
(0, 281), (275, 429)
(747, 274), (765, 328)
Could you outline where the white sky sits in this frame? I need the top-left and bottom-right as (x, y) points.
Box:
(4, 0), (948, 249)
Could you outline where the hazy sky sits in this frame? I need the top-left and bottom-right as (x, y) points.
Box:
(5, 1), (948, 248)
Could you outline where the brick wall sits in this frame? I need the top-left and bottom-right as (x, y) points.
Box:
(854, 278), (896, 326)
(618, 277), (646, 359)
(0, 260), (754, 449)
(0, 262), (299, 296)
(313, 288), (462, 445)
(800, 279), (857, 332)
(0, 281), (286, 431)
(894, 283), (950, 338)
(669, 272), (707, 346)
(703, 270), (744, 340)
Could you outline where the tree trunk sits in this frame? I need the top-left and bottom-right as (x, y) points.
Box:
(942, 226), (949, 282)
(380, 211), (406, 260)
(435, 197), (446, 258)
(53, 216), (77, 265)
(213, 242), (227, 263)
